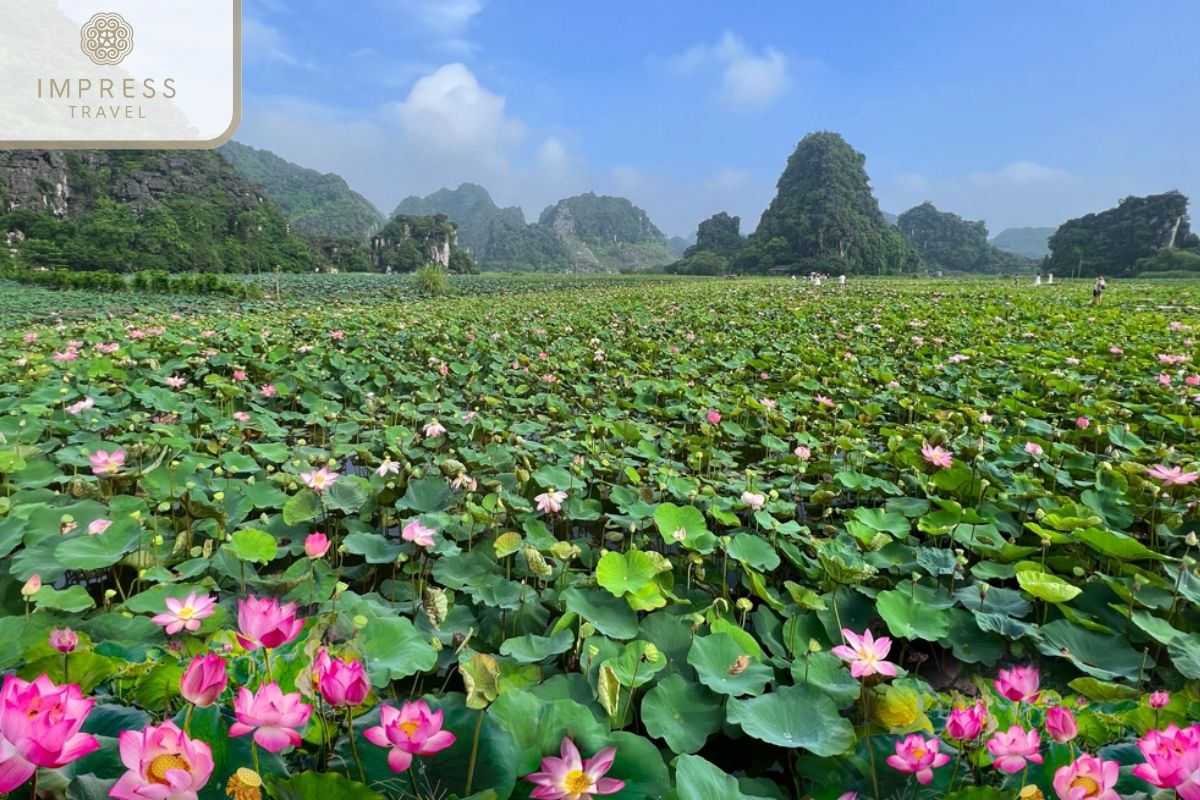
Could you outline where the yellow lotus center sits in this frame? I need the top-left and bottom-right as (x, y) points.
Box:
(148, 753), (189, 784)
(563, 770), (593, 794)
(912, 748), (926, 760)
(178, 606), (194, 619)
(234, 768), (262, 788)
(399, 721), (420, 737)
(1070, 776), (1100, 796)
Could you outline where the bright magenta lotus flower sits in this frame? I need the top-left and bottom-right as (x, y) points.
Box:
(536, 490), (568, 514)
(886, 734), (950, 785)
(89, 448), (125, 476)
(180, 654), (227, 708)
(300, 466), (338, 492)
(920, 443), (953, 469)
(49, 628), (77, 654)
(236, 595), (304, 651)
(705, 409), (721, 425)
(945, 700), (986, 741)
(110, 720), (214, 800)
(151, 592), (217, 635)
(1052, 754), (1121, 800)
(0, 674), (99, 792)
(402, 519), (437, 548)
(987, 725), (1043, 773)
(363, 699), (457, 773)
(994, 665), (1040, 703)
(317, 651), (370, 707)
(1148, 464), (1200, 486)
(304, 533), (330, 559)
(1132, 724), (1200, 795)
(1046, 706), (1078, 743)
(1076, 416), (1090, 429)
(525, 737), (624, 799)
(831, 628), (898, 679)
(229, 683), (313, 753)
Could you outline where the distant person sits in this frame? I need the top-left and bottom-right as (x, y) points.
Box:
(1035, 274), (1042, 286)
(1091, 276), (1106, 305)
(1047, 273), (1054, 285)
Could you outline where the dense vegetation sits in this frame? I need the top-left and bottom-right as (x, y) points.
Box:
(1, 276), (1198, 800)
(1046, 191), (1199, 278)
(991, 227), (1055, 259)
(737, 132), (920, 275)
(219, 142), (385, 242)
(667, 212), (744, 275)
(374, 214), (476, 274)
(896, 202), (1033, 274)
(0, 150), (321, 274)
(394, 184), (526, 260)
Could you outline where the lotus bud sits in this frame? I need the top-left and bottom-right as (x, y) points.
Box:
(353, 615), (369, 629)
(578, 622), (596, 639)
(214, 491), (225, 502)
(214, 467), (224, 477)
(334, 581), (348, 596)
(735, 598), (753, 612)
(1187, 532), (1198, 547)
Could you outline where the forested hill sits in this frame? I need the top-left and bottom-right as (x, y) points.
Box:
(0, 150), (319, 273)
(991, 227), (1055, 259)
(218, 142), (384, 242)
(897, 202), (1033, 274)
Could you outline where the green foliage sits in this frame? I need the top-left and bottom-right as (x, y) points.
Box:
(375, 213), (465, 274)
(1, 265), (261, 297)
(1046, 190), (1199, 277)
(897, 202), (1033, 274)
(414, 263), (448, 294)
(686, 212), (743, 259)
(740, 132), (919, 275)
(218, 141), (383, 241)
(666, 250), (728, 276)
(395, 183), (527, 260)
(1134, 246), (1200, 274)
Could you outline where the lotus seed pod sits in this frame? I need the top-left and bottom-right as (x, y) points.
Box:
(214, 491), (225, 502)
(735, 598), (753, 612)
(578, 622), (596, 639)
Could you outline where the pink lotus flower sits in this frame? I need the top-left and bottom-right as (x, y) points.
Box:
(20, 574), (41, 598)
(363, 699), (457, 774)
(88, 518), (112, 535)
(22, 333), (37, 344)
(536, 490), (568, 514)
(180, 654), (227, 708)
(233, 369), (247, 381)
(1076, 416), (1090, 429)
(1150, 691), (1171, 709)
(886, 734), (950, 785)
(451, 474), (478, 492)
(236, 595), (304, 651)
(794, 445), (812, 460)
(66, 397), (95, 415)
(376, 457), (400, 477)
(89, 448), (126, 476)
(524, 736), (624, 799)
(1025, 441), (1044, 457)
(1053, 754), (1121, 800)
(1188, 375), (1200, 387)
(232, 411), (250, 423)
(832, 628), (898, 679)
(1046, 706), (1078, 743)
(402, 519), (437, 548)
(741, 491), (766, 511)
(54, 349), (79, 363)
(1148, 464), (1200, 486)
(706, 410), (721, 425)
(316, 651), (370, 707)
(921, 444), (953, 469)
(300, 466), (338, 492)
(164, 375), (186, 389)
(49, 628), (77, 654)
(151, 592), (217, 636)
(1159, 373), (1174, 386)
(979, 412), (993, 423)
(945, 700), (986, 741)
(1132, 724), (1200, 794)
(229, 682), (312, 753)
(330, 330), (345, 340)
(304, 533), (330, 559)
(0, 674), (99, 791)
(259, 384), (277, 398)
(423, 419), (447, 438)
(994, 665), (1040, 703)
(987, 725), (1043, 773)
(815, 394), (835, 408)
(110, 720), (213, 800)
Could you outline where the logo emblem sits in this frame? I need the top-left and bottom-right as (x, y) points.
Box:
(80, 12), (134, 66)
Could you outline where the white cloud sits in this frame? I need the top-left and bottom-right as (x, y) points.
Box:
(384, 0), (484, 35)
(243, 18), (307, 68)
(668, 32), (789, 111)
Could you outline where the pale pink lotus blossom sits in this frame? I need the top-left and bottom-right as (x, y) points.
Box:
(451, 474), (478, 492)
(815, 394), (835, 408)
(402, 520), (437, 548)
(1149, 691), (1171, 709)
(423, 420), (447, 438)
(22, 333), (37, 344)
(886, 734), (950, 785)
(1076, 416), (1090, 429)
(1159, 373), (1174, 386)
(994, 665), (1040, 703)
(832, 628), (898, 679)
(364, 699), (456, 774)
(524, 736), (623, 800)
(794, 445), (812, 460)
(536, 490), (568, 514)
(1188, 375), (1200, 386)
(66, 397), (95, 415)
(300, 466), (339, 492)
(376, 457), (401, 477)
(987, 725), (1043, 773)
(89, 449), (125, 476)
(1025, 441), (1044, 457)
(1148, 464), (1200, 486)
(741, 491), (766, 510)
(233, 369), (247, 381)
(304, 533), (330, 559)
(95, 342), (119, 354)
(151, 592), (217, 635)
(330, 330), (345, 340)
(1052, 754), (1120, 800)
(49, 628), (77, 654)
(232, 411), (250, 423)
(229, 682), (312, 753)
(110, 720), (214, 800)
(259, 384), (277, 398)
(706, 410), (721, 425)
(87, 518), (111, 535)
(164, 375), (186, 389)
(21, 574), (41, 597)
(54, 349), (79, 363)
(921, 444), (953, 469)
(979, 412), (993, 423)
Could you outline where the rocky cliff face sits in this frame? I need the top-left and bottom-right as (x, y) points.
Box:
(0, 151), (73, 217)
(371, 213), (460, 270)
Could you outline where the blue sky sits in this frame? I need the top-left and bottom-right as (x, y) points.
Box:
(237, 0), (1200, 238)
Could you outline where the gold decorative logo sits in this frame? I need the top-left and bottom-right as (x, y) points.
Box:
(80, 12), (134, 66)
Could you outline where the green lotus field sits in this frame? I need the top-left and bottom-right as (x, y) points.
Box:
(2, 275), (1199, 800)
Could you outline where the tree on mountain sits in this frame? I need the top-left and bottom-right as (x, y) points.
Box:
(896, 202), (1031, 273)
(685, 213), (743, 259)
(742, 131), (919, 275)
(1046, 191), (1199, 278)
